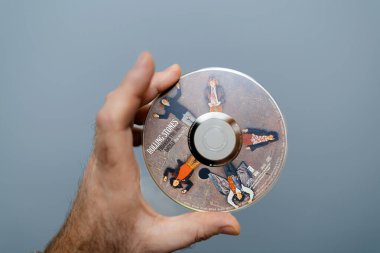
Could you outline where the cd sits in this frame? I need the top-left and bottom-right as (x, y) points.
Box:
(142, 68), (287, 212)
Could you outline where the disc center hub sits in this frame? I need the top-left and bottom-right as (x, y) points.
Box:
(188, 112), (242, 166)
(203, 125), (227, 151)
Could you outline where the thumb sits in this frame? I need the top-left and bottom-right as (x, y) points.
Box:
(154, 212), (240, 252)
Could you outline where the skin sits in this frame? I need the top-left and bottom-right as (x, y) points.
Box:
(172, 179), (180, 187)
(209, 79), (217, 87)
(44, 52), (240, 253)
(236, 192), (253, 205)
(161, 98), (170, 106)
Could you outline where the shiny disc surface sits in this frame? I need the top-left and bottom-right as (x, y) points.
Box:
(142, 68), (287, 212)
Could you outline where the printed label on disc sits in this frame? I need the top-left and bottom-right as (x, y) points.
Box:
(142, 68), (287, 212)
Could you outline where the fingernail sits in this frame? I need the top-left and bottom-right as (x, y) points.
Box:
(220, 225), (239, 235)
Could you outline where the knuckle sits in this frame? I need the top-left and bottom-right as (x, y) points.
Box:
(96, 92), (121, 129)
(96, 108), (118, 129)
(96, 109), (108, 129)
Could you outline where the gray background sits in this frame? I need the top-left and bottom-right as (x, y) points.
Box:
(1, 0), (379, 252)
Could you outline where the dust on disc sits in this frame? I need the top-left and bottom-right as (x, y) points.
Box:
(142, 68), (287, 212)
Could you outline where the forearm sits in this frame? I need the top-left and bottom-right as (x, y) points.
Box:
(45, 196), (98, 252)
(44, 167), (134, 253)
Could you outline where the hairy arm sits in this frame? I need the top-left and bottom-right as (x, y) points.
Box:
(43, 53), (240, 253)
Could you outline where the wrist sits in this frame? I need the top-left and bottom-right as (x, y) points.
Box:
(45, 188), (101, 252)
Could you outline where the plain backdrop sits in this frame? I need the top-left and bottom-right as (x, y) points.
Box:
(1, 1), (379, 252)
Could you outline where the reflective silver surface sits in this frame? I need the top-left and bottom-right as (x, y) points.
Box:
(143, 67), (287, 212)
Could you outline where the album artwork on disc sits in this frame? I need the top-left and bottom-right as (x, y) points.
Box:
(142, 68), (287, 212)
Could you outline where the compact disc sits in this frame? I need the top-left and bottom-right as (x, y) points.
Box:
(142, 68), (287, 212)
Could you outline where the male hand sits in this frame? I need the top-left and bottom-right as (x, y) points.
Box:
(44, 52), (240, 253)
